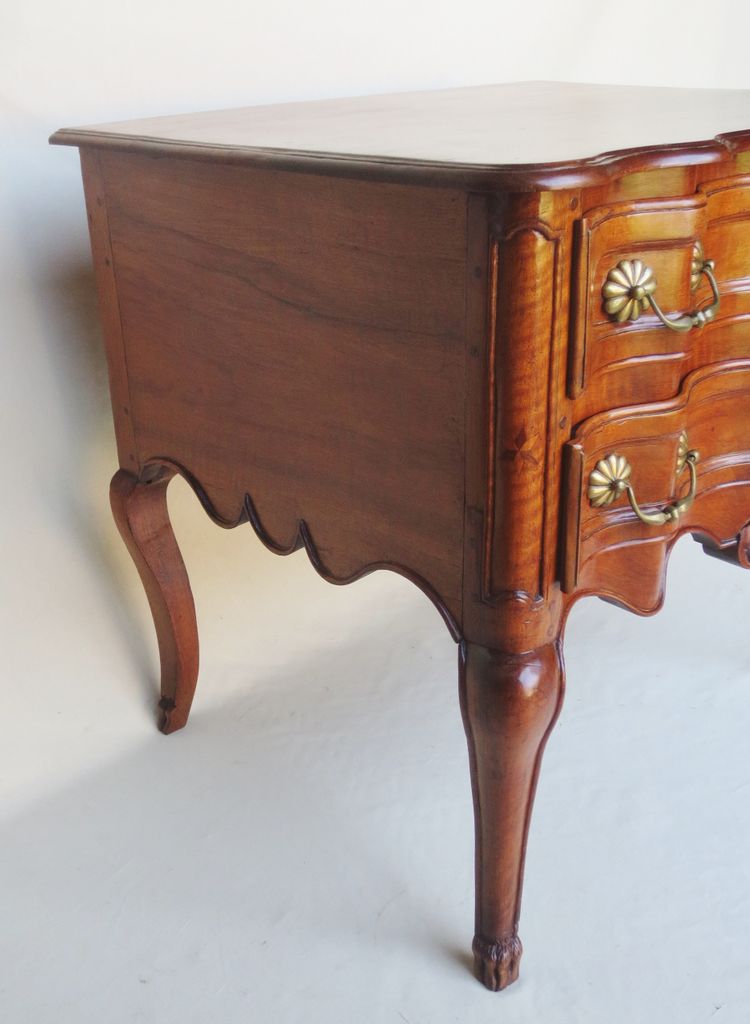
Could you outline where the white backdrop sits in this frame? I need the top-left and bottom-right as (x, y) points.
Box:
(2, 2), (750, 1022)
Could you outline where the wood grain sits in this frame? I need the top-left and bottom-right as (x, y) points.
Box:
(97, 150), (468, 628)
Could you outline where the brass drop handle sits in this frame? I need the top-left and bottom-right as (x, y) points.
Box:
(602, 242), (720, 332)
(588, 431), (700, 527)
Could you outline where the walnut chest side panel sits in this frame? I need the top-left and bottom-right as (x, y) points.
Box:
(82, 149), (470, 630)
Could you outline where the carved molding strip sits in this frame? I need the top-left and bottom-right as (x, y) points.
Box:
(482, 221), (560, 606)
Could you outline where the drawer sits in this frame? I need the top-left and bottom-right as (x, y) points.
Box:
(569, 184), (750, 408)
(562, 360), (750, 610)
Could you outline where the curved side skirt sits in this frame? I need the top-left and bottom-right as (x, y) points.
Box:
(142, 456), (463, 643)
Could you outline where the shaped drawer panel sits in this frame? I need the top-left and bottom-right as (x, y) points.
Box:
(563, 360), (750, 610)
(569, 182), (750, 411)
(569, 195), (706, 400)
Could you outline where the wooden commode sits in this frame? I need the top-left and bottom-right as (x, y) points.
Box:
(52, 82), (750, 991)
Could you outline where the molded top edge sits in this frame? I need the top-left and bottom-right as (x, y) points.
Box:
(50, 81), (750, 191)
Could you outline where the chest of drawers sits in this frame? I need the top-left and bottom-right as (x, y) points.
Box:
(52, 81), (750, 991)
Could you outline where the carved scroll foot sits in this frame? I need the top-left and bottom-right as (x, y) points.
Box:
(472, 933), (523, 991)
(110, 468), (199, 734)
(459, 640), (565, 991)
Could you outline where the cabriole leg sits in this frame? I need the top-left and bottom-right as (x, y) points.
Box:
(459, 640), (565, 990)
(110, 468), (199, 734)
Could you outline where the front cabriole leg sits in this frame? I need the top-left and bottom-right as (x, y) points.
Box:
(110, 467), (199, 734)
(459, 639), (565, 990)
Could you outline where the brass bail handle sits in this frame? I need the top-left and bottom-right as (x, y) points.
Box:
(602, 242), (720, 332)
(588, 431), (700, 527)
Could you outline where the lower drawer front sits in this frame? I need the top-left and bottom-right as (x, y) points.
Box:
(563, 360), (750, 610)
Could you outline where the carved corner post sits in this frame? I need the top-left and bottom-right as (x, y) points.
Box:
(460, 191), (576, 989)
(110, 468), (199, 734)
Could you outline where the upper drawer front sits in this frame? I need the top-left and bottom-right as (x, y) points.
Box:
(562, 360), (750, 610)
(569, 181), (750, 407)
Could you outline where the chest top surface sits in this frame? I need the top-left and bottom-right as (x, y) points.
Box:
(51, 81), (750, 191)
